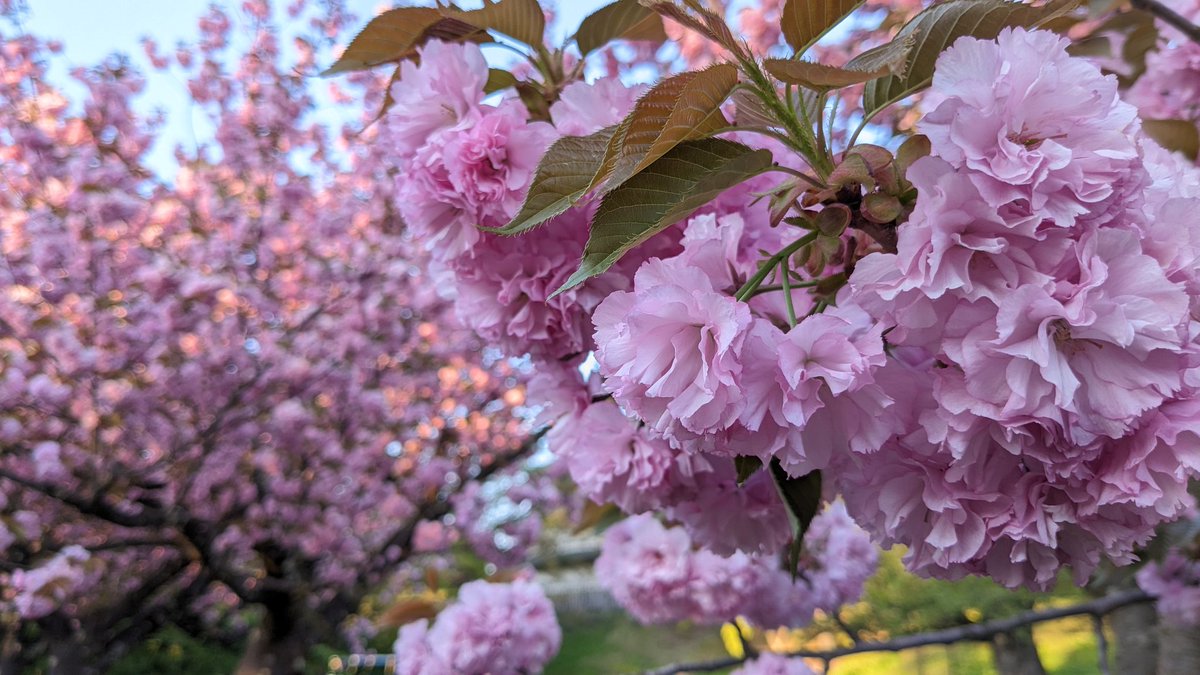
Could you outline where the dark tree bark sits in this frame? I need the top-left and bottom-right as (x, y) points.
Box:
(1158, 622), (1200, 675)
(234, 587), (315, 675)
(1111, 602), (1158, 675)
(989, 628), (1047, 675)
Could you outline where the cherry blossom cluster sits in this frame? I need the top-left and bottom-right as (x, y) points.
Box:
(392, 578), (561, 675)
(1138, 548), (1200, 626)
(1126, 0), (1200, 133)
(836, 27), (1200, 589)
(595, 505), (875, 629)
(384, 18), (1200, 605)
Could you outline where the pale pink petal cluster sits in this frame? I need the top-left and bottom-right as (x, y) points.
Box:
(732, 653), (818, 675)
(386, 39), (489, 153)
(550, 77), (647, 136)
(392, 579), (561, 675)
(1137, 550), (1200, 626)
(593, 257), (756, 447)
(397, 98), (556, 260)
(595, 509), (875, 629)
(922, 28), (1142, 227)
(840, 29), (1200, 589)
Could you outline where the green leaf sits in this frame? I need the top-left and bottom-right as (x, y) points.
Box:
(895, 133), (931, 181)
(765, 59), (896, 91)
(575, 0), (667, 55)
(321, 8), (484, 76)
(447, 0), (546, 49)
(781, 0), (866, 56)
(861, 0), (1078, 121)
(485, 68), (519, 94)
(768, 461), (823, 577)
(558, 138), (773, 293)
(487, 126), (618, 235)
(734, 456), (763, 486)
(862, 193), (904, 223)
(590, 62), (738, 193)
(1142, 119), (1200, 162)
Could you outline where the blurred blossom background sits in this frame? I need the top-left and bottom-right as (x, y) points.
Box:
(3, 2), (1188, 674)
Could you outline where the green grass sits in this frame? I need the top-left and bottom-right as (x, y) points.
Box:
(546, 613), (730, 674)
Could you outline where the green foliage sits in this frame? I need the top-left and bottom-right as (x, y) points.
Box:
(545, 613), (729, 674)
(491, 126), (618, 235)
(769, 463), (823, 577)
(106, 627), (240, 675)
(558, 138), (772, 293)
(484, 68), (519, 94)
(842, 548), (1087, 637)
(574, 0), (667, 56)
(780, 0), (867, 56)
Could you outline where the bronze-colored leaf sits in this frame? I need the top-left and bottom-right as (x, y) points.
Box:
(321, 8), (484, 76)
(861, 0), (1079, 121)
(639, 0), (740, 53)
(781, 0), (866, 55)
(591, 62), (738, 193)
(447, 0), (546, 49)
(1143, 119), (1200, 161)
(765, 59), (893, 91)
(862, 193), (904, 223)
(576, 0), (667, 55)
(732, 88), (779, 128)
(377, 598), (440, 628)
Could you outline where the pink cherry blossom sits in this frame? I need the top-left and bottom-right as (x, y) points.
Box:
(386, 39), (489, 154)
(922, 28), (1142, 227)
(550, 77), (648, 136)
(732, 653), (818, 675)
(593, 257), (755, 448)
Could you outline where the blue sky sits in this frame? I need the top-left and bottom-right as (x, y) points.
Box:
(23, 0), (610, 175)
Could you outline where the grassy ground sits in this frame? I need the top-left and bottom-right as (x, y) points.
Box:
(546, 613), (731, 674)
(546, 607), (1110, 674)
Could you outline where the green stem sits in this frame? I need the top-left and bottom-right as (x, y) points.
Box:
(735, 232), (819, 302)
(750, 280), (821, 295)
(717, 125), (806, 154)
(762, 164), (825, 189)
(781, 260), (798, 328)
(739, 58), (832, 177)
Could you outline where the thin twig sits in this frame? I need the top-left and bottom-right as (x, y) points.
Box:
(641, 590), (1153, 675)
(1131, 0), (1200, 45)
(1092, 613), (1111, 675)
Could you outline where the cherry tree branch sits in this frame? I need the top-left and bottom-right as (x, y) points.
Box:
(1131, 0), (1200, 45)
(0, 462), (167, 529)
(643, 590), (1154, 675)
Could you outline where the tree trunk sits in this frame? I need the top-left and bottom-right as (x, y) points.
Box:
(235, 590), (310, 675)
(991, 627), (1047, 675)
(1111, 601), (1158, 675)
(1158, 622), (1200, 675)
